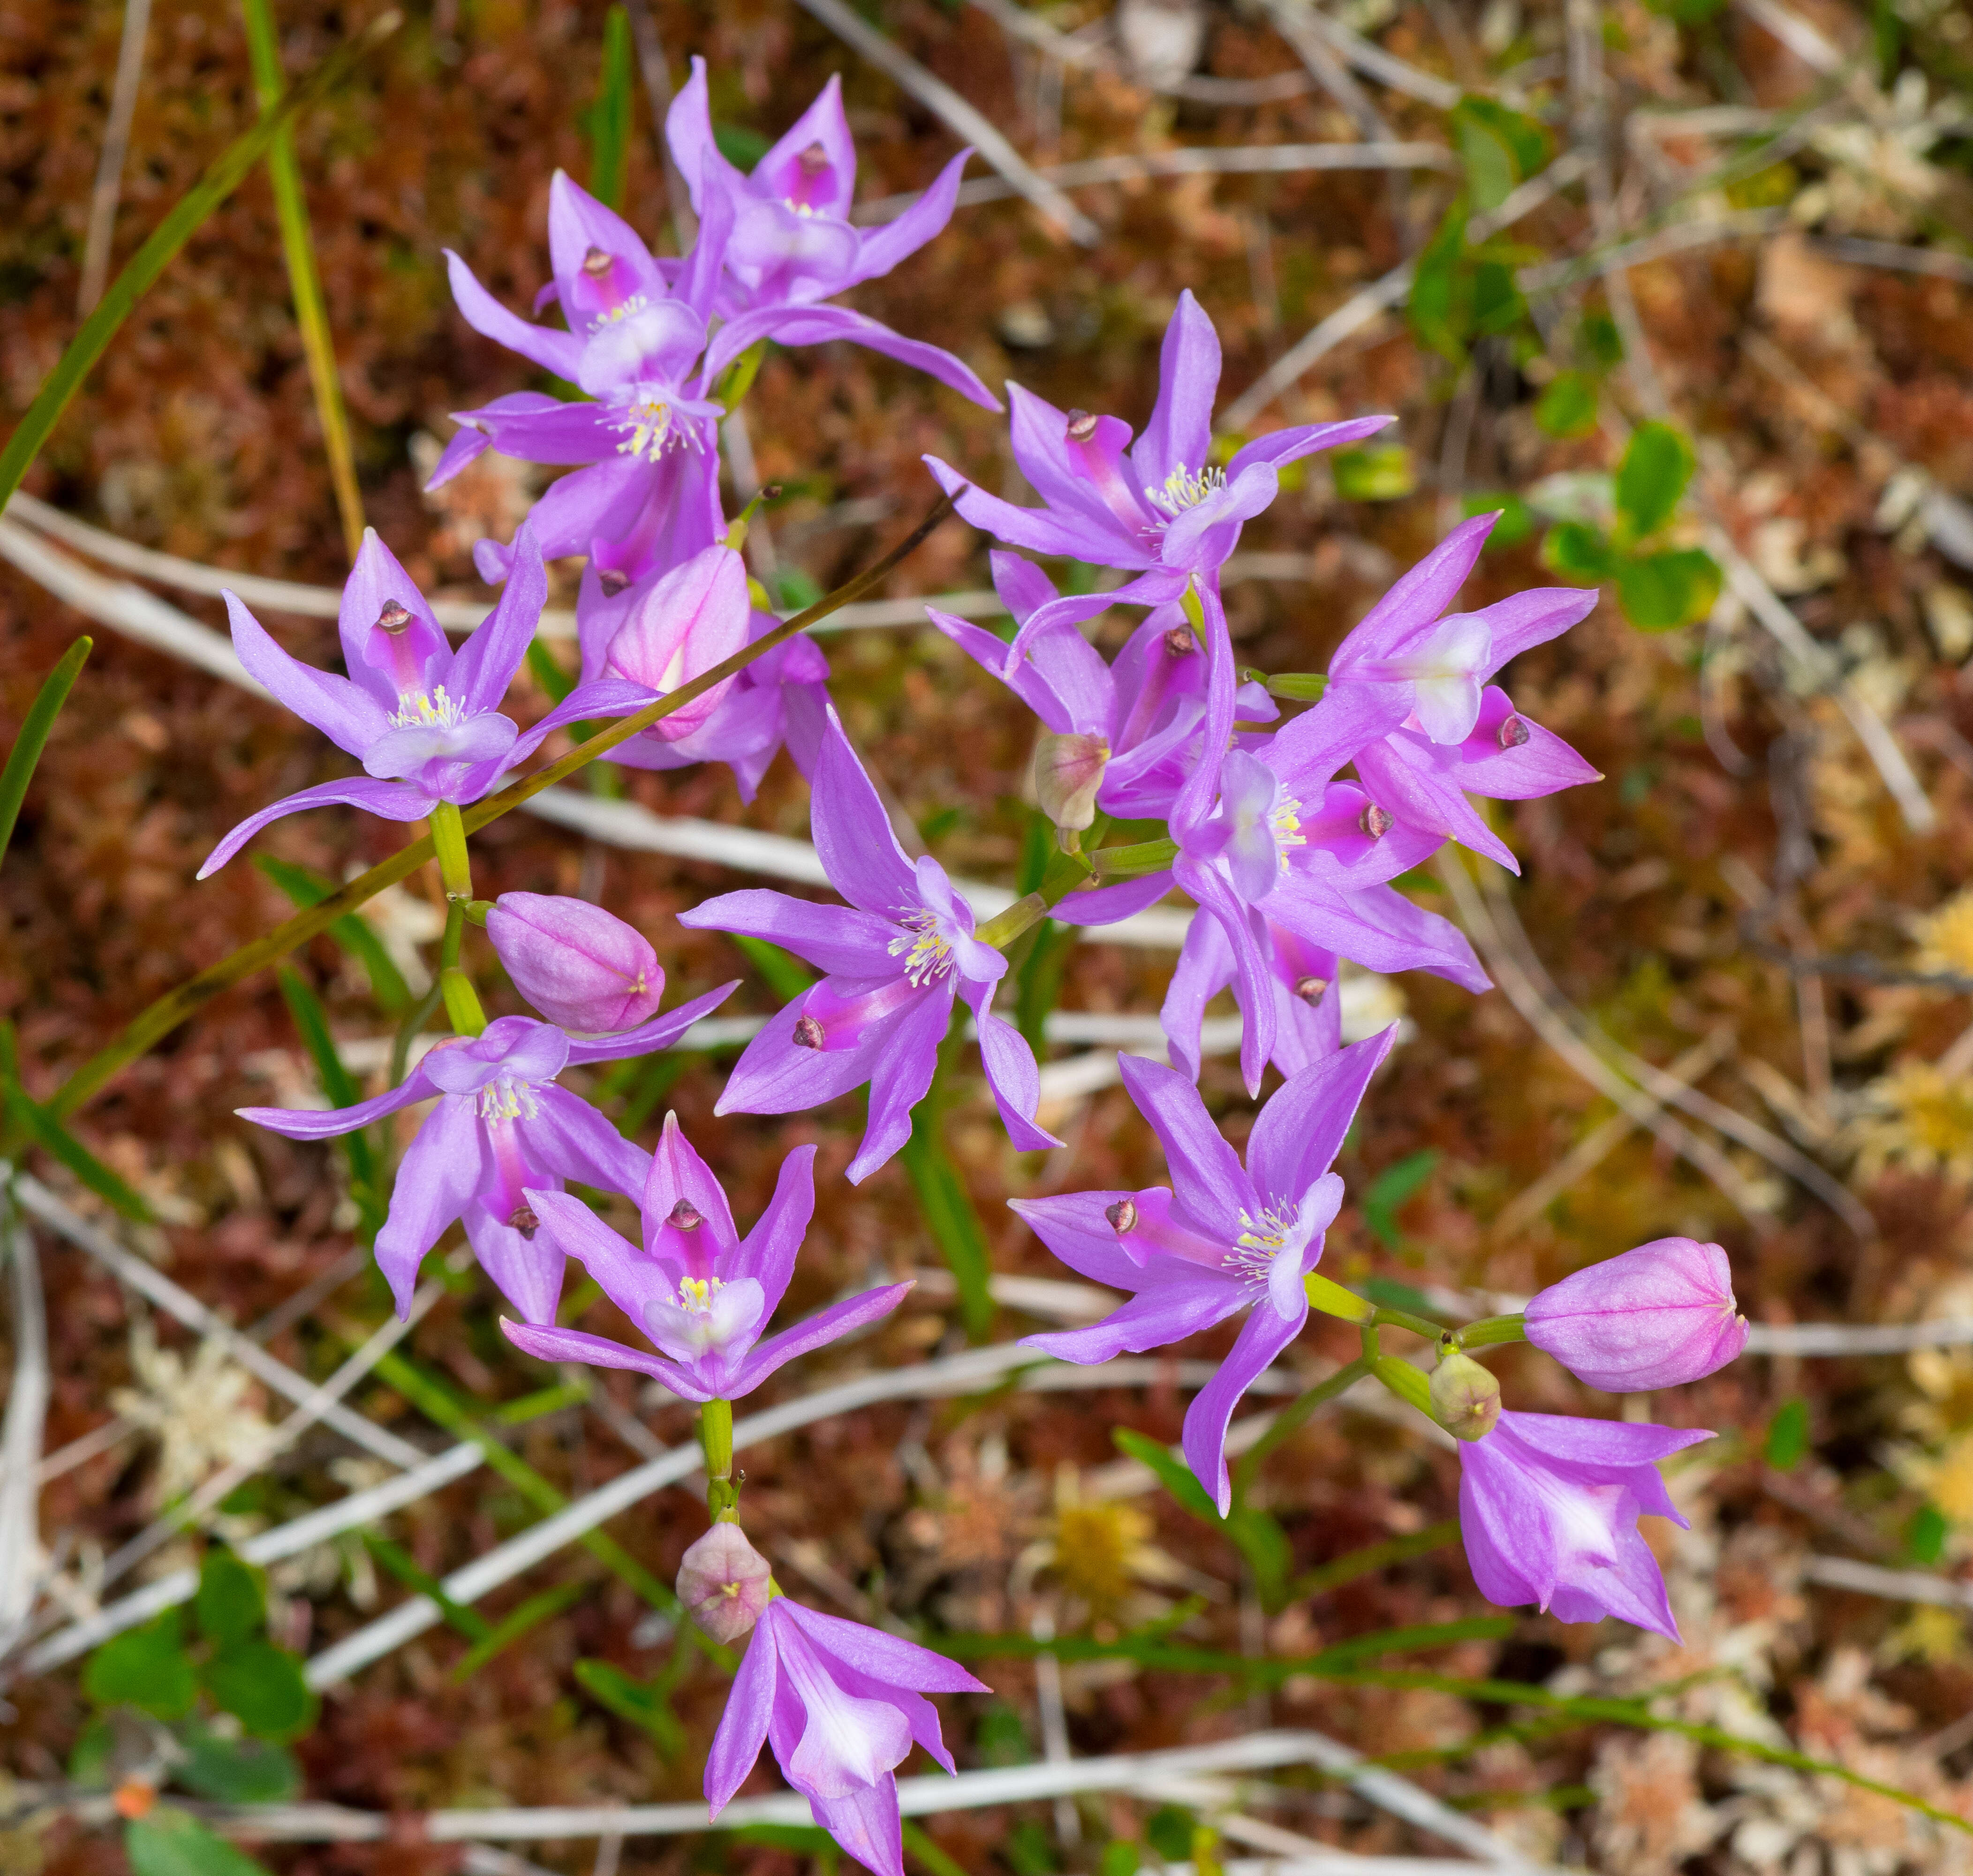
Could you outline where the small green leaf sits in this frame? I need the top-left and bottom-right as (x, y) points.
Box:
(1114, 1428), (1218, 1520)
(1907, 1503), (1949, 1566)
(526, 639), (577, 704)
(584, 6), (634, 211)
(1618, 548), (1721, 632)
(1542, 521), (1619, 581)
(731, 934), (816, 1001)
(175, 1731), (302, 1804)
(1765, 1397), (1810, 1471)
(1099, 1842), (1143, 1876)
(1470, 259), (1526, 337)
(1462, 492), (1535, 547)
(67, 1715), (115, 1785)
(0, 636), (90, 870)
(83, 1613), (197, 1720)
(713, 122), (770, 167)
(776, 566), (825, 611)
(1362, 1149), (1438, 1249)
(1582, 311), (1625, 369)
(195, 1550), (265, 1649)
(1453, 112), (1517, 212)
(574, 1657), (686, 1752)
(202, 1639), (317, 1742)
(1145, 1808), (1195, 1861)
(252, 854), (412, 1015)
(1409, 202), (1472, 364)
(126, 1811), (277, 1876)
(1535, 371), (1600, 439)
(975, 1700), (1034, 1766)
(1614, 421), (1695, 539)
(1331, 445), (1417, 502)
(1453, 96), (1550, 179)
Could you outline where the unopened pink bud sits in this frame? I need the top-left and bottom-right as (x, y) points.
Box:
(485, 892), (665, 1034)
(677, 1524), (773, 1642)
(1525, 1237), (1747, 1392)
(1033, 732), (1109, 831)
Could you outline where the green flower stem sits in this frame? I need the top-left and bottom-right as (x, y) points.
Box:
(47, 495), (955, 1121)
(1089, 837), (1179, 878)
(1304, 1271), (1375, 1323)
(1231, 1354), (1371, 1503)
(701, 1398), (737, 1521)
(430, 802), (473, 900)
(1373, 1304), (1450, 1343)
(240, 0), (366, 562)
(1371, 1352), (1434, 1416)
(436, 896), (485, 1038)
(1454, 1313), (1528, 1348)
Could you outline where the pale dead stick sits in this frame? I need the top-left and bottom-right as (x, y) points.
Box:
(1489, 1029), (1737, 1241)
(0, 1210), (49, 1649)
(1432, 858), (1781, 1231)
(11, 1173), (424, 1469)
(76, 0), (154, 319)
(1474, 867), (1875, 1237)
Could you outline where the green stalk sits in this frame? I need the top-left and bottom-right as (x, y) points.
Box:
(700, 1398), (737, 1521)
(900, 1015), (995, 1343)
(1455, 1313), (1528, 1348)
(47, 495), (953, 1120)
(0, 637), (90, 868)
(0, 13), (401, 514)
(240, 0), (366, 561)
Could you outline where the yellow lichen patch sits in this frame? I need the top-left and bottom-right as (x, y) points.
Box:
(1849, 1060), (1973, 1185)
(1911, 889), (1973, 979)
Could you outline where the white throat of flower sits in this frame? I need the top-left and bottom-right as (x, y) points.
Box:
(477, 1075), (540, 1122)
(644, 1274), (764, 1365)
(590, 293), (650, 333)
(1225, 1183), (1331, 1317)
(888, 909), (955, 986)
(1146, 464), (1226, 519)
(390, 685), (466, 733)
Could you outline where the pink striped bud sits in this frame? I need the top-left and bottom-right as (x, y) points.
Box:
(485, 892), (664, 1034)
(1525, 1237), (1747, 1392)
(1033, 732), (1109, 832)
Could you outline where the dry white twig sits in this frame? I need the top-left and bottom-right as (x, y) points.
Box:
(76, 0), (154, 318)
(0, 1210), (50, 1642)
(1802, 1554), (1973, 1612)
(13, 1175), (425, 1469)
(790, 0), (1101, 246)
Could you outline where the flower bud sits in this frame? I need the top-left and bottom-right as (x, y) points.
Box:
(485, 892), (665, 1034)
(1033, 732), (1109, 832)
(1525, 1237), (1747, 1392)
(676, 1524), (774, 1642)
(1429, 1351), (1501, 1443)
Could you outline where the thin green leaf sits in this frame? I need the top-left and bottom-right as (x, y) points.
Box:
(586, 5), (635, 210)
(0, 1019), (153, 1222)
(253, 854), (411, 1014)
(526, 639), (577, 704)
(452, 1580), (588, 1681)
(1114, 1428), (1218, 1520)
(361, 1534), (492, 1642)
(574, 1657), (687, 1754)
(489, 1378), (591, 1425)
(240, 0), (365, 560)
(732, 934), (816, 1001)
(1288, 1519), (1460, 1599)
(903, 1820), (972, 1876)
(0, 636), (89, 869)
(126, 1812), (276, 1876)
(900, 1019), (995, 1342)
(1362, 1149), (1438, 1249)
(0, 14), (401, 514)
(276, 967), (382, 1236)
(1112, 1430), (1292, 1609)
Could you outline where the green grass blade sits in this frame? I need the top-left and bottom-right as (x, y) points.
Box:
(253, 855), (411, 1014)
(450, 1580), (587, 1681)
(573, 1657), (687, 1754)
(0, 13), (400, 515)
(0, 636), (89, 869)
(274, 966), (383, 1236)
(1287, 1519), (1460, 1599)
(525, 640), (577, 704)
(731, 934), (815, 1001)
(586, 5), (634, 210)
(239, 0), (365, 561)
(0, 1019), (152, 1221)
(900, 1029), (995, 1342)
(360, 1535), (491, 1642)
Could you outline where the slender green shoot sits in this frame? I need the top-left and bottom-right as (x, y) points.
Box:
(0, 637), (90, 870)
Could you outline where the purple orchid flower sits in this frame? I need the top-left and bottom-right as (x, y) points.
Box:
(527, 541), (752, 756)
(665, 59), (998, 413)
(237, 991), (733, 1322)
(927, 551), (1278, 822)
(1458, 1411), (1712, 1641)
(680, 716), (1061, 1180)
(198, 525), (551, 878)
(574, 549), (833, 802)
(430, 171), (737, 577)
(924, 292), (1391, 656)
(708, 1595), (987, 1876)
(1014, 1035), (1393, 1513)
(500, 1114), (911, 1401)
